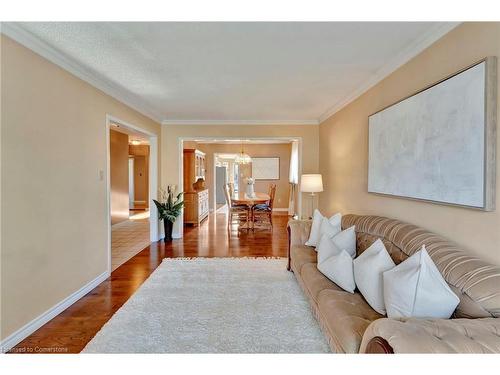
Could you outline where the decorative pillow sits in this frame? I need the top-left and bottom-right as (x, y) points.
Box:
(383, 246), (460, 319)
(305, 210), (341, 247)
(316, 234), (355, 293)
(330, 225), (356, 258)
(353, 239), (395, 315)
(317, 217), (342, 244)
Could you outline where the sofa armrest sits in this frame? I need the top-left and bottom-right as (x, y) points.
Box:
(360, 317), (500, 353)
(287, 219), (312, 271)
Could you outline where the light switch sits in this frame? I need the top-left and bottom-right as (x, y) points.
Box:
(98, 169), (104, 181)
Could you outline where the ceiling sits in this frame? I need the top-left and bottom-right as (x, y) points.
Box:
(4, 22), (458, 124)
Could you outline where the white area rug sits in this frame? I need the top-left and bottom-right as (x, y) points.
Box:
(83, 258), (330, 353)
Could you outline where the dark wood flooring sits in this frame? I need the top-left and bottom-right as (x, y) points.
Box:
(9, 212), (290, 353)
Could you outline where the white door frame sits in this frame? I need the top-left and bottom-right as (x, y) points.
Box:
(177, 136), (303, 239)
(105, 114), (159, 273)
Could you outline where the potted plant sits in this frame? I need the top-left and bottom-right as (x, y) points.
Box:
(153, 185), (184, 242)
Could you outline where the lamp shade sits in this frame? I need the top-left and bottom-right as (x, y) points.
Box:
(300, 174), (323, 193)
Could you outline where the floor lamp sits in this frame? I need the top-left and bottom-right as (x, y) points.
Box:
(300, 174), (323, 219)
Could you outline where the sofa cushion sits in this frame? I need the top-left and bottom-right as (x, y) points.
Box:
(317, 289), (383, 353)
(300, 263), (343, 303)
(290, 245), (317, 273)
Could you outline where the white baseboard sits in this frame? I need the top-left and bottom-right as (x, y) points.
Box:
(0, 271), (109, 352)
(272, 208), (289, 212)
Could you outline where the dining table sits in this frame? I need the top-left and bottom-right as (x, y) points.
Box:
(231, 191), (270, 230)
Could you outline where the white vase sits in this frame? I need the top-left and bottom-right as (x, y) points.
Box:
(246, 184), (255, 198)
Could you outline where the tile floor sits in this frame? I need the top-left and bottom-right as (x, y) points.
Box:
(111, 212), (151, 271)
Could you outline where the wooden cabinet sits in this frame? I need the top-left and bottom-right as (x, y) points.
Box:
(183, 189), (209, 226)
(183, 149), (208, 226)
(183, 149), (206, 192)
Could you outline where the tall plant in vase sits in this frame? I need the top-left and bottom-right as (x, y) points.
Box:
(153, 185), (184, 242)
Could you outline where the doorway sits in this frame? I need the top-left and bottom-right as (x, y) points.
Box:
(106, 115), (158, 273)
(177, 137), (303, 239)
(214, 153), (239, 212)
(215, 164), (227, 211)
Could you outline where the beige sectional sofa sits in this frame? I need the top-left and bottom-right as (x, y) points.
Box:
(287, 214), (500, 353)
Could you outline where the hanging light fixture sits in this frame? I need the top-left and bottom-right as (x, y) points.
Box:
(235, 141), (252, 164)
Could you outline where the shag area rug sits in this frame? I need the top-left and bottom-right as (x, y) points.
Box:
(83, 258), (330, 353)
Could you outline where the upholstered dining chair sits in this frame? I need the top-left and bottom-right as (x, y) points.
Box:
(223, 183), (249, 229)
(252, 184), (276, 229)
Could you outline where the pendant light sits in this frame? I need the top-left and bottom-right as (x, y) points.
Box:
(235, 141), (252, 164)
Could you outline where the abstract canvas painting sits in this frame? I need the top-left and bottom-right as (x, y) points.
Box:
(368, 58), (496, 210)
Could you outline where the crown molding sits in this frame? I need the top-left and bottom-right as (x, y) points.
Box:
(318, 22), (461, 124)
(161, 119), (319, 126)
(1, 22), (163, 123)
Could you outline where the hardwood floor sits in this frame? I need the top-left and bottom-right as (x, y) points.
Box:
(9, 211), (290, 354)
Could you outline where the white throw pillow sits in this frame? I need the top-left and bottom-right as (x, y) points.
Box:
(305, 210), (341, 247)
(317, 217), (341, 243)
(330, 225), (356, 258)
(383, 246), (460, 319)
(353, 239), (395, 315)
(316, 234), (355, 293)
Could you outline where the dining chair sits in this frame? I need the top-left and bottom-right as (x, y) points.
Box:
(252, 184), (276, 229)
(223, 183), (249, 229)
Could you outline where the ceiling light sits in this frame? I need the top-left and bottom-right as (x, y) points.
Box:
(234, 142), (252, 165)
(130, 140), (141, 146)
(235, 153), (252, 164)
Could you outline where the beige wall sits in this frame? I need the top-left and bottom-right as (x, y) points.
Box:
(133, 155), (149, 204)
(1, 35), (161, 340)
(319, 22), (500, 265)
(110, 130), (129, 224)
(193, 143), (292, 210)
(129, 144), (150, 206)
(161, 124), (319, 234)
